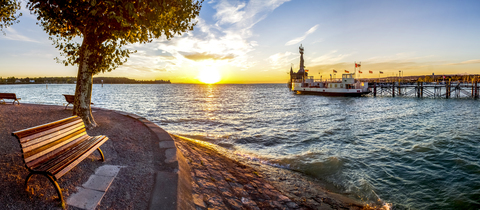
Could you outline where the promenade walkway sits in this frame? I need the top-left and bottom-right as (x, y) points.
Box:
(0, 103), (365, 209)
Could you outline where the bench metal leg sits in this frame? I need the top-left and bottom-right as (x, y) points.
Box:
(14, 99), (20, 105)
(25, 172), (65, 208)
(97, 148), (105, 162)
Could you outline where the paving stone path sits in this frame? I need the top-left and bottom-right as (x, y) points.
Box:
(174, 136), (305, 210)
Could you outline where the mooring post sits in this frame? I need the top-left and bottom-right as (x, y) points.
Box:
(374, 82), (377, 97)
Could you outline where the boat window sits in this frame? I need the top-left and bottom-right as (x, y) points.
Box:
(335, 84), (337, 88)
(340, 84), (343, 88)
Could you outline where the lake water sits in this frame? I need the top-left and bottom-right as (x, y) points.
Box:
(1, 84), (479, 209)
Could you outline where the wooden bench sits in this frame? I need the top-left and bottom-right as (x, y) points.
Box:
(12, 116), (109, 207)
(0, 93), (21, 104)
(63, 94), (93, 109)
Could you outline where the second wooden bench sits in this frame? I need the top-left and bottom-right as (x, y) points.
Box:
(0, 93), (21, 104)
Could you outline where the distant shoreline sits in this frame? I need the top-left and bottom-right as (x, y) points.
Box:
(0, 76), (170, 85)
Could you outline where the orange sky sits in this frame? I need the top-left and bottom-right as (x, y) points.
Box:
(1, 1), (480, 84)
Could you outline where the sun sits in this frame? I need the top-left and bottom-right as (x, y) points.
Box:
(198, 67), (221, 84)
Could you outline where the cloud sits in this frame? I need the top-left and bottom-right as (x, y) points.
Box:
(267, 51), (296, 70)
(120, 0), (291, 73)
(180, 52), (235, 61)
(445, 59), (480, 65)
(285, 24), (319, 46)
(214, 1), (246, 25)
(310, 50), (352, 65)
(1, 28), (40, 43)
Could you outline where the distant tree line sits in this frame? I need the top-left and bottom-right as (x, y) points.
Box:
(0, 76), (170, 84)
(0, 76), (76, 84)
(93, 77), (171, 84)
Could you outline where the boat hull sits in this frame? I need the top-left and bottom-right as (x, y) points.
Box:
(294, 90), (371, 97)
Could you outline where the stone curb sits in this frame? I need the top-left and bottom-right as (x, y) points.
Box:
(100, 109), (193, 210)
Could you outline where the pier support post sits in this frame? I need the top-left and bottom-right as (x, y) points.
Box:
(392, 82), (395, 97)
(472, 79), (474, 98)
(415, 82), (420, 98)
(475, 80), (478, 99)
(421, 82), (424, 98)
(446, 80), (450, 99)
(374, 82), (377, 97)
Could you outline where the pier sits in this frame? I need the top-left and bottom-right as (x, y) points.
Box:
(369, 80), (479, 99)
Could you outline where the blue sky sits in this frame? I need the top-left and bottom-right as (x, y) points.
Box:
(1, 0), (480, 83)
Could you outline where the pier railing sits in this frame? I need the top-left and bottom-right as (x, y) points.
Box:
(368, 81), (479, 99)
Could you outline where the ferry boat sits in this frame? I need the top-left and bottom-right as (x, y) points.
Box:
(289, 45), (371, 96)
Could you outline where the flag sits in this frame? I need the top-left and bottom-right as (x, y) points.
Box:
(345, 70), (349, 73)
(333, 70), (337, 73)
(359, 71), (362, 73)
(355, 63), (361, 68)
(369, 71), (373, 74)
(380, 71), (384, 74)
(305, 69), (309, 72)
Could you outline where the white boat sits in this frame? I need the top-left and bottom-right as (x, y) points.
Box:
(289, 45), (371, 96)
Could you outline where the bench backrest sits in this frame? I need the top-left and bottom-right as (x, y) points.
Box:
(12, 116), (88, 170)
(63, 94), (74, 103)
(0, 93), (17, 99)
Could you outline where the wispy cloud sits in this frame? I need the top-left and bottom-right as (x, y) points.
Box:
(285, 24), (319, 46)
(310, 50), (352, 65)
(445, 59), (480, 65)
(180, 51), (235, 61)
(120, 0), (291, 73)
(214, 1), (246, 25)
(267, 51), (296, 70)
(1, 28), (40, 43)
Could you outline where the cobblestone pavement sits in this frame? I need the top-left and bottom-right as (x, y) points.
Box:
(174, 136), (306, 210)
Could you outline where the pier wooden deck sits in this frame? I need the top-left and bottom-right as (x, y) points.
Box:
(368, 81), (479, 99)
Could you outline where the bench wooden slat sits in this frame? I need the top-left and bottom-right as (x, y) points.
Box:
(26, 135), (90, 169)
(54, 136), (108, 179)
(44, 136), (105, 174)
(64, 95), (74, 103)
(21, 122), (84, 149)
(12, 116), (109, 207)
(24, 131), (87, 163)
(13, 116), (79, 138)
(20, 118), (83, 144)
(0, 93), (19, 99)
(0, 93), (21, 104)
(34, 136), (98, 173)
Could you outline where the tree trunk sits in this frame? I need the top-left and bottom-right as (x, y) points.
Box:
(73, 37), (97, 129)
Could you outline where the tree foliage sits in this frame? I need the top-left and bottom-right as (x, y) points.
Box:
(0, 0), (22, 33)
(28, 0), (202, 74)
(27, 0), (202, 128)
